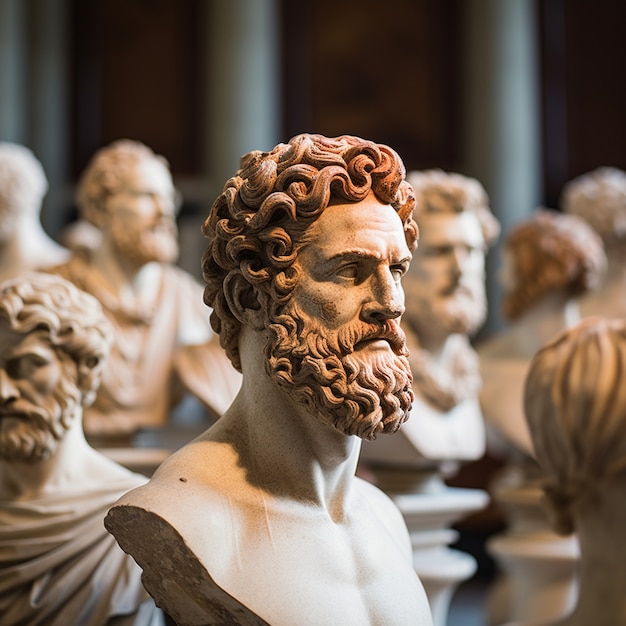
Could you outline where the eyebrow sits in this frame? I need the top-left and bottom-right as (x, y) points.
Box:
(320, 249), (412, 266)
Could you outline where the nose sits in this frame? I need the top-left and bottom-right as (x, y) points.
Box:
(0, 369), (18, 404)
(360, 269), (405, 323)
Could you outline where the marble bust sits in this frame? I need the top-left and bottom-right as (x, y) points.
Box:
(0, 273), (163, 626)
(522, 317), (626, 626)
(0, 142), (70, 281)
(106, 134), (433, 626)
(561, 166), (626, 321)
(478, 208), (606, 454)
(50, 140), (240, 440)
(361, 169), (500, 470)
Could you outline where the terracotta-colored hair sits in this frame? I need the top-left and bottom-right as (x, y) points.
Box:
(502, 209), (606, 321)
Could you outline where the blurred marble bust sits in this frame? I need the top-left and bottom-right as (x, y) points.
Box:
(0, 142), (70, 280)
(561, 166), (626, 320)
(523, 317), (626, 626)
(478, 209), (606, 455)
(51, 140), (240, 439)
(0, 273), (162, 626)
(362, 169), (499, 467)
(106, 134), (433, 626)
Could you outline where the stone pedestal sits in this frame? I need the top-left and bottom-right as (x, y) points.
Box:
(486, 471), (579, 625)
(368, 468), (489, 626)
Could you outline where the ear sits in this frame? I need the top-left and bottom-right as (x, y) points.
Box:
(76, 356), (103, 408)
(223, 273), (266, 331)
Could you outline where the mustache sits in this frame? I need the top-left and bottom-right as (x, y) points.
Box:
(345, 319), (408, 356)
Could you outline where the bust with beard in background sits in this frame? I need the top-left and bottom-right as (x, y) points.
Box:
(50, 140), (240, 442)
(360, 169), (500, 479)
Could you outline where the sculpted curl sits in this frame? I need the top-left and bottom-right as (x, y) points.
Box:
(202, 133), (417, 371)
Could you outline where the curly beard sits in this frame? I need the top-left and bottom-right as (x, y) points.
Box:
(410, 283), (487, 338)
(265, 302), (415, 440)
(0, 376), (81, 463)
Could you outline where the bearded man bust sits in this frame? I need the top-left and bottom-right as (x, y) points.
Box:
(105, 134), (434, 626)
(50, 139), (240, 441)
(0, 273), (163, 626)
(361, 169), (500, 476)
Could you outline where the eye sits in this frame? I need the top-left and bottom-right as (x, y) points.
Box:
(390, 263), (408, 280)
(335, 263), (359, 279)
(6, 354), (49, 379)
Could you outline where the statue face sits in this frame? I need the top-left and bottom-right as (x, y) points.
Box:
(105, 157), (179, 266)
(265, 194), (415, 440)
(403, 211), (487, 337)
(0, 328), (80, 462)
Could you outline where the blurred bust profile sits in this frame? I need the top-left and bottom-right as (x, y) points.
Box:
(523, 317), (626, 626)
(478, 209), (606, 454)
(51, 140), (240, 440)
(361, 169), (499, 469)
(561, 166), (626, 320)
(0, 142), (69, 281)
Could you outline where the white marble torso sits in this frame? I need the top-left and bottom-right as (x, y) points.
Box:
(107, 436), (433, 626)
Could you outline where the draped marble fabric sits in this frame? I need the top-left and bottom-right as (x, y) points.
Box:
(0, 473), (162, 626)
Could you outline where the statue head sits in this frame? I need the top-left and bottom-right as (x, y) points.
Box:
(561, 166), (626, 257)
(202, 133), (418, 439)
(0, 273), (112, 462)
(525, 317), (626, 534)
(0, 143), (49, 242)
(403, 169), (500, 339)
(76, 140), (179, 266)
(501, 209), (606, 321)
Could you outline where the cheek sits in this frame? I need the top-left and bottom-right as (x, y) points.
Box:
(298, 292), (340, 325)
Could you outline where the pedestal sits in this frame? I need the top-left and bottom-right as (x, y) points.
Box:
(486, 475), (580, 625)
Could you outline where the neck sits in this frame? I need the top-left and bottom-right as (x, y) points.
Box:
(0, 219), (68, 280)
(507, 292), (572, 356)
(90, 237), (162, 305)
(210, 328), (361, 520)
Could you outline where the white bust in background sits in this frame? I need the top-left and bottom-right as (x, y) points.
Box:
(51, 140), (240, 439)
(561, 166), (626, 320)
(0, 273), (162, 626)
(523, 317), (626, 626)
(106, 134), (433, 626)
(362, 170), (499, 467)
(478, 209), (606, 455)
(0, 142), (69, 280)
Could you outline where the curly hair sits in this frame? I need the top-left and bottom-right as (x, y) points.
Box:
(407, 168), (500, 246)
(524, 317), (626, 534)
(0, 273), (113, 405)
(502, 209), (606, 321)
(0, 142), (48, 214)
(75, 139), (171, 226)
(561, 166), (626, 249)
(201, 133), (418, 371)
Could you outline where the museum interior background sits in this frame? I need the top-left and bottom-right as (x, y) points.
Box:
(1, 0), (626, 619)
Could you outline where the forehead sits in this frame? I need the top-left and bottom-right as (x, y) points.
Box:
(116, 157), (173, 194)
(0, 325), (54, 355)
(303, 195), (410, 259)
(417, 211), (484, 247)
